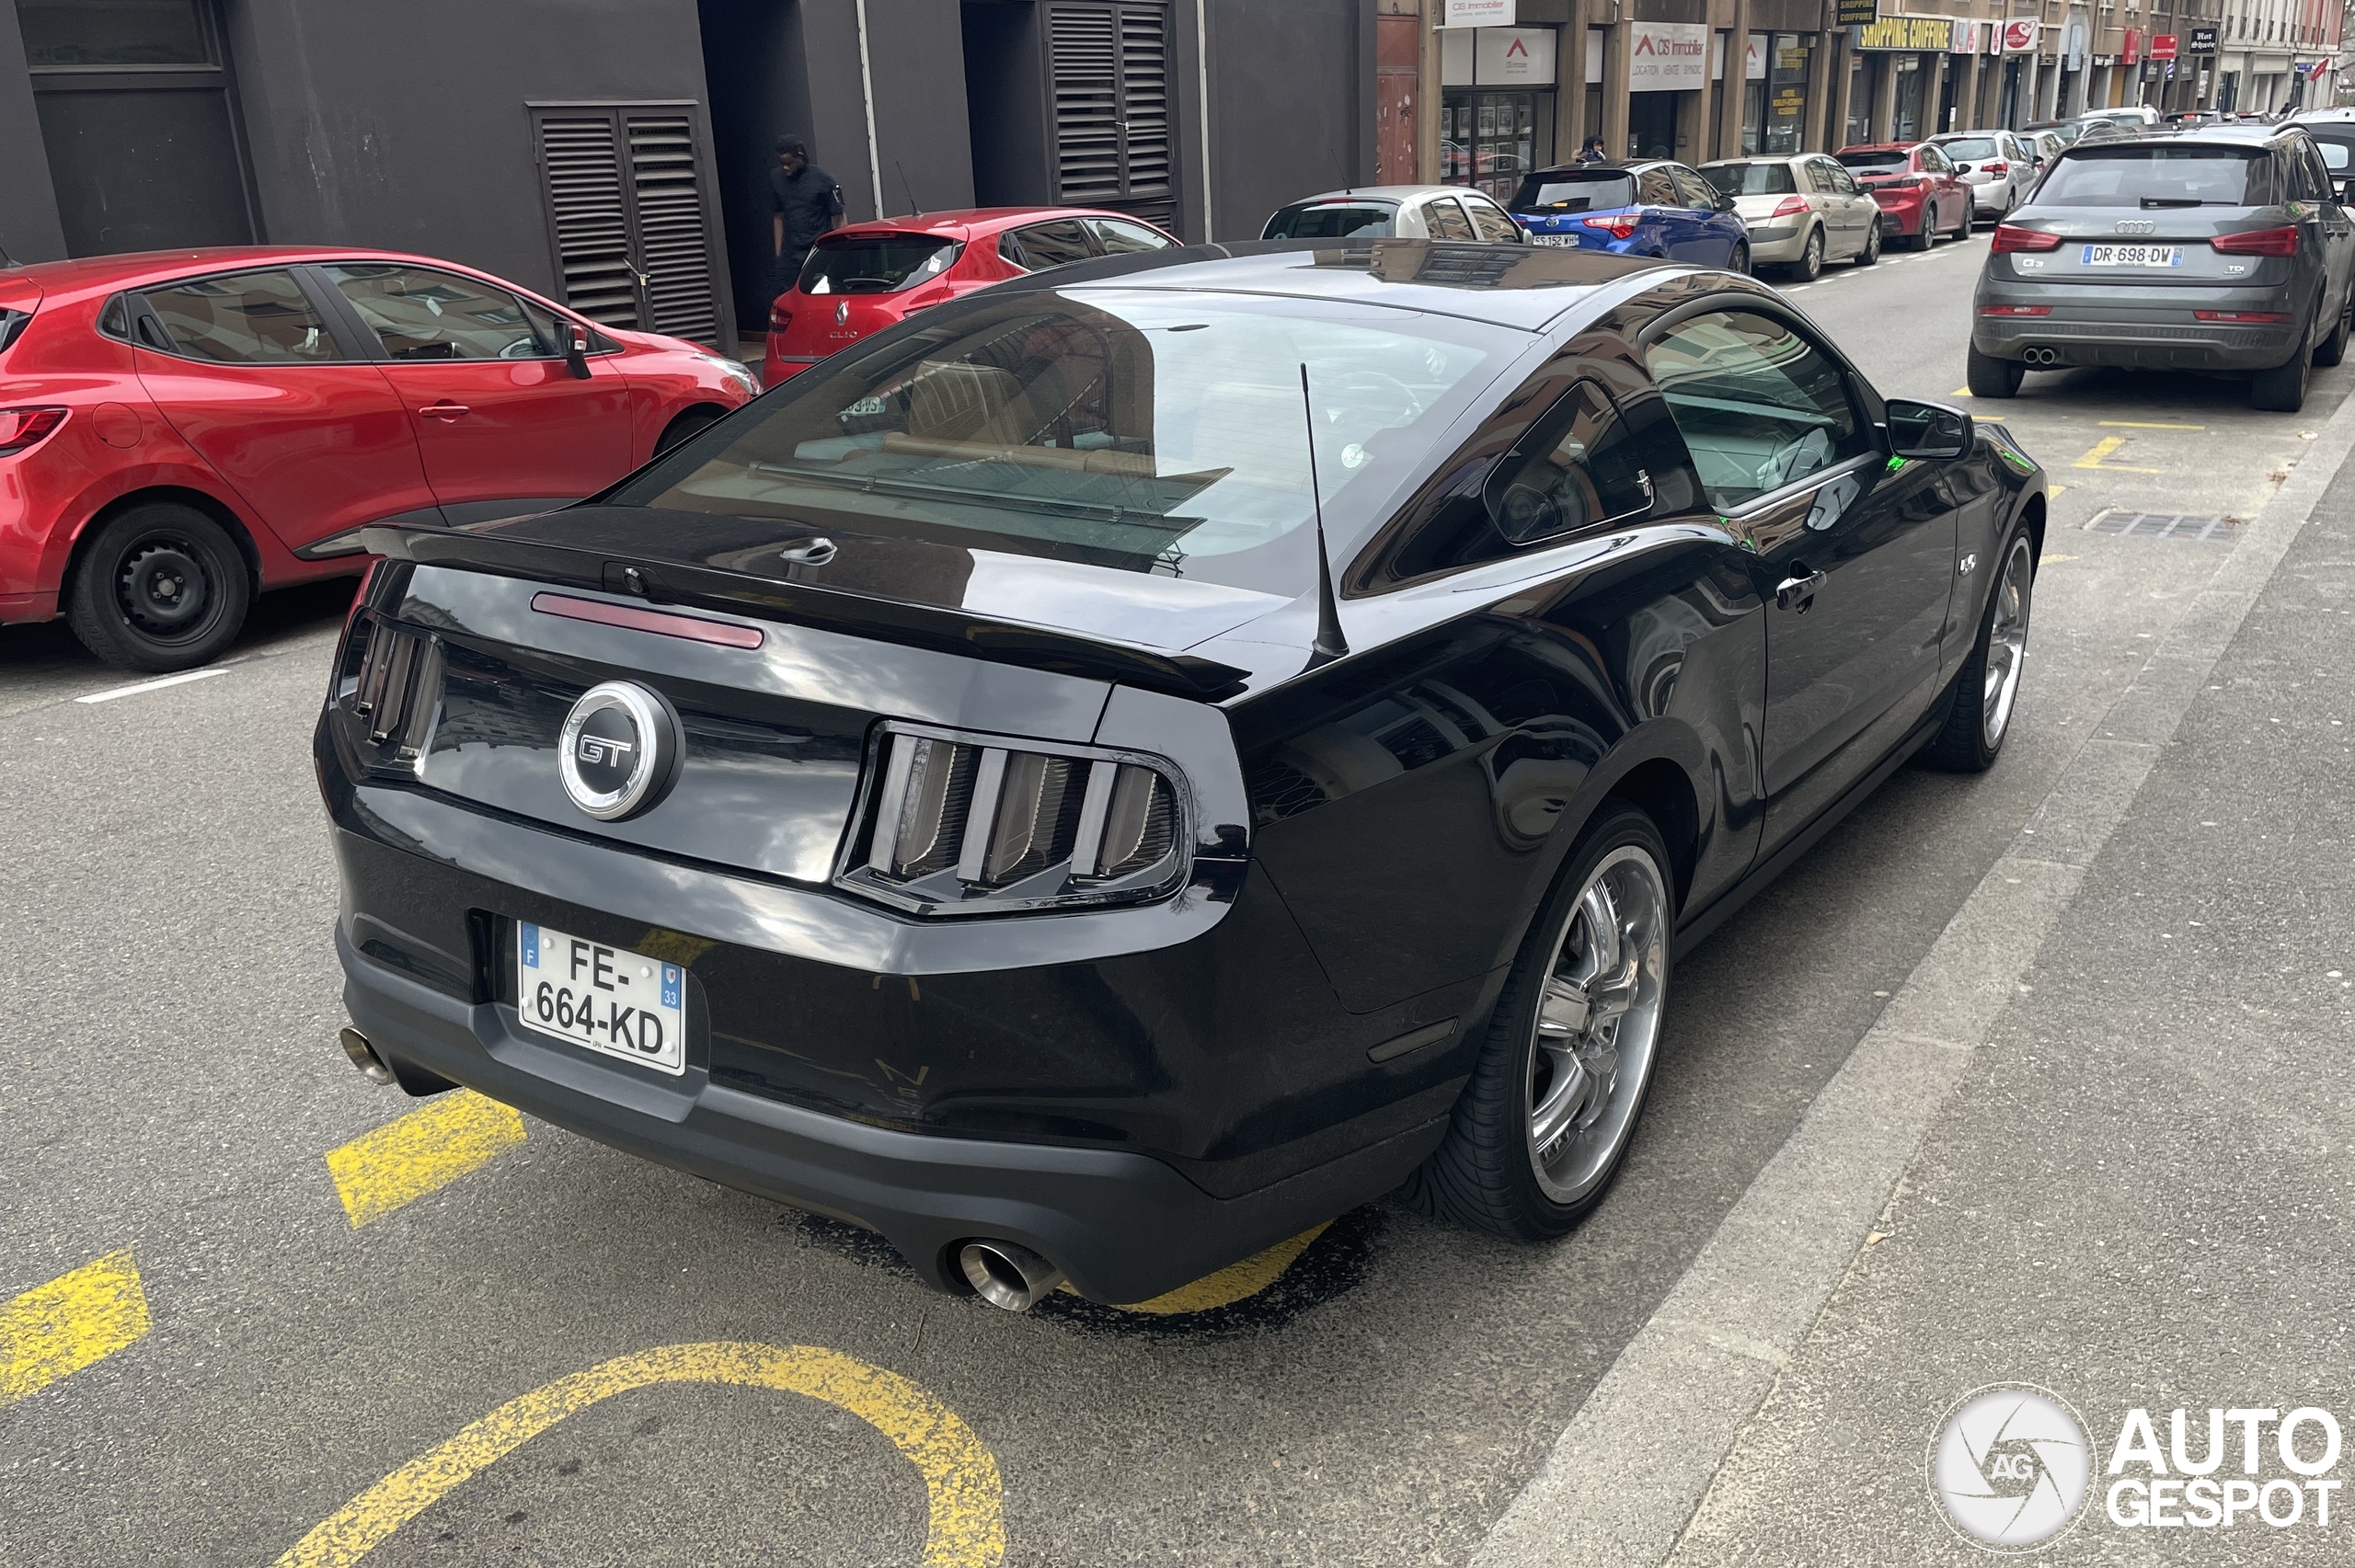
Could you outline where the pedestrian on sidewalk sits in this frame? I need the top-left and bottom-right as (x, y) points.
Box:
(770, 136), (844, 306)
(1575, 135), (1607, 165)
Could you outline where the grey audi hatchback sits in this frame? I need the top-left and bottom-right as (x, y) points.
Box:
(1969, 125), (2355, 411)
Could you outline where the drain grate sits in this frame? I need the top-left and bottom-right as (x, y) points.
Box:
(2082, 509), (2242, 540)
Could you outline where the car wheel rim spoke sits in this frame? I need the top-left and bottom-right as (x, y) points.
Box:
(1524, 846), (1669, 1205)
(1982, 539), (2034, 747)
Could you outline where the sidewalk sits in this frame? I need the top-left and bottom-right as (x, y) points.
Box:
(1670, 434), (2355, 1561)
(1475, 417), (2355, 1563)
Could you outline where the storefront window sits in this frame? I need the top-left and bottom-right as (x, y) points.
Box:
(1767, 38), (1810, 153)
(1443, 91), (1555, 202)
(1893, 57), (1926, 141)
(1847, 56), (1873, 145)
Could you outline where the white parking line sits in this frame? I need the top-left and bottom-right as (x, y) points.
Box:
(74, 669), (228, 704)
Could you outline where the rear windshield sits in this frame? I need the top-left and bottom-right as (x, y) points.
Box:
(1938, 138), (1999, 161)
(797, 235), (959, 295)
(1703, 163), (1795, 196)
(1511, 171), (1637, 212)
(1836, 151), (1910, 170)
(615, 290), (1516, 592)
(2036, 147), (2274, 208)
(1263, 202), (1396, 239)
(2311, 135), (2355, 171)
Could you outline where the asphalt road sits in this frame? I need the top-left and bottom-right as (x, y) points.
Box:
(1, 233), (2344, 1567)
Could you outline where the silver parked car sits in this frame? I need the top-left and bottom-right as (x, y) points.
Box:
(1930, 130), (2040, 221)
(1261, 185), (1526, 244)
(1698, 153), (1884, 280)
(1969, 126), (2355, 412)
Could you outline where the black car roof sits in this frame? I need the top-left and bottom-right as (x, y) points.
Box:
(1020, 237), (1671, 333)
(2140, 123), (2301, 149)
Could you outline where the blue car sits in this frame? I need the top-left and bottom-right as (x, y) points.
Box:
(1508, 160), (1752, 272)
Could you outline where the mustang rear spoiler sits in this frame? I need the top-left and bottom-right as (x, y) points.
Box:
(360, 522), (1252, 702)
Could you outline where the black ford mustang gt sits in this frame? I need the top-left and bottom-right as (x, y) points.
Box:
(321, 239), (2045, 1310)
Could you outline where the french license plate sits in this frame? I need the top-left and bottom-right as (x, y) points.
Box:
(2080, 244), (2183, 268)
(1529, 234), (1581, 247)
(516, 922), (687, 1075)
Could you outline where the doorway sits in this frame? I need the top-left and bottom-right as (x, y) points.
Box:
(17, 0), (256, 256)
(1628, 93), (1677, 159)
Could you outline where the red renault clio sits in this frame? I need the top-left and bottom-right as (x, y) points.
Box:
(762, 207), (1182, 386)
(0, 247), (755, 670)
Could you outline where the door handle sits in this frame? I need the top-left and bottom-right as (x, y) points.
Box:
(419, 402), (470, 419)
(1775, 567), (1827, 611)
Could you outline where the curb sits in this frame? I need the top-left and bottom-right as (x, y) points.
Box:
(1470, 388), (2355, 1568)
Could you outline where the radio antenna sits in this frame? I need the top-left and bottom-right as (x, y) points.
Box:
(1298, 364), (1349, 668)
(1332, 148), (1353, 198)
(895, 159), (919, 218)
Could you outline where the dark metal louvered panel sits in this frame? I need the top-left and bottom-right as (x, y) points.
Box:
(625, 112), (719, 346)
(1049, 4), (1123, 205)
(534, 113), (640, 329)
(1118, 4), (1174, 219)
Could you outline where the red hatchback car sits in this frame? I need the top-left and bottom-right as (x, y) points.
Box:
(1834, 143), (1975, 250)
(0, 247), (755, 670)
(763, 207), (1181, 386)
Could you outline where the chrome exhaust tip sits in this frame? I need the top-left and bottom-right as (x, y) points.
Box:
(339, 1026), (396, 1087)
(957, 1239), (1066, 1312)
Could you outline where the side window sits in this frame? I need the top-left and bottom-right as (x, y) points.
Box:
(322, 264), (558, 361)
(1000, 220), (1097, 272)
(1086, 217), (1175, 254)
(1465, 197), (1522, 243)
(1487, 381), (1664, 544)
(1823, 160), (1859, 195)
(1643, 309), (1871, 510)
(1917, 146), (1949, 175)
(1670, 166), (1718, 210)
(1425, 198), (1476, 240)
(1637, 167), (1680, 207)
(137, 269), (340, 364)
(2301, 143), (2335, 201)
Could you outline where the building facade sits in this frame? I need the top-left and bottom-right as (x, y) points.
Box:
(1, 0), (1379, 349)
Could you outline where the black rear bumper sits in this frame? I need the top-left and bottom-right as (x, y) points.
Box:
(339, 919), (1447, 1306)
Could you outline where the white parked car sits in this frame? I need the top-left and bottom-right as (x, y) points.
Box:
(1928, 130), (2039, 220)
(1697, 153), (1884, 280)
(1260, 185), (1526, 243)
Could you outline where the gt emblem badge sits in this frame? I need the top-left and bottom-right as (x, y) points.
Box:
(558, 681), (683, 821)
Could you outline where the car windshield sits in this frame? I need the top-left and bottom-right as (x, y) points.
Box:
(616, 289), (1517, 592)
(1836, 151), (1909, 171)
(1939, 138), (1999, 161)
(1511, 171), (1637, 212)
(2036, 147), (2274, 207)
(1264, 202), (1396, 239)
(798, 235), (960, 295)
(1704, 163), (1795, 196)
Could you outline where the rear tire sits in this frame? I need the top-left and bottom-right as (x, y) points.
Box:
(1787, 227), (1825, 281)
(1400, 807), (1675, 1240)
(1902, 219), (1932, 252)
(1729, 242), (1751, 277)
(2250, 340), (2312, 412)
(65, 503), (251, 672)
(1967, 344), (2025, 399)
(2313, 292), (2349, 369)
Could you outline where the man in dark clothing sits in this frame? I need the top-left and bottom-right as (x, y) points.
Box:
(770, 136), (844, 302)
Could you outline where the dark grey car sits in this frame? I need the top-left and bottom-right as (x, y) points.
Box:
(1969, 125), (2355, 412)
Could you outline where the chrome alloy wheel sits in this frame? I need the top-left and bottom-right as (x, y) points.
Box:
(1526, 846), (1670, 1205)
(1982, 536), (2034, 749)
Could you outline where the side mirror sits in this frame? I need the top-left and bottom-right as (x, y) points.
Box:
(1886, 397), (1972, 461)
(565, 323), (591, 380)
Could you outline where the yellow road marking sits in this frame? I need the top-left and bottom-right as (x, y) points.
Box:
(2098, 419), (2205, 429)
(325, 1091), (526, 1229)
(2050, 484), (2067, 496)
(1080, 1222), (1334, 1315)
(1, 1249), (152, 1408)
(2042, 554), (2080, 563)
(270, 1342), (1003, 1568)
(2071, 436), (2165, 474)
(1950, 386), (1972, 397)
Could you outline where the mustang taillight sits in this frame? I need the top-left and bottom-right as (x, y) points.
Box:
(2211, 226), (2299, 257)
(838, 723), (1189, 916)
(0, 406), (68, 455)
(1580, 213), (1641, 238)
(349, 616), (442, 762)
(1991, 225), (2063, 253)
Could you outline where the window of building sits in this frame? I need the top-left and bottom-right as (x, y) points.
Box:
(1443, 91), (1556, 203)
